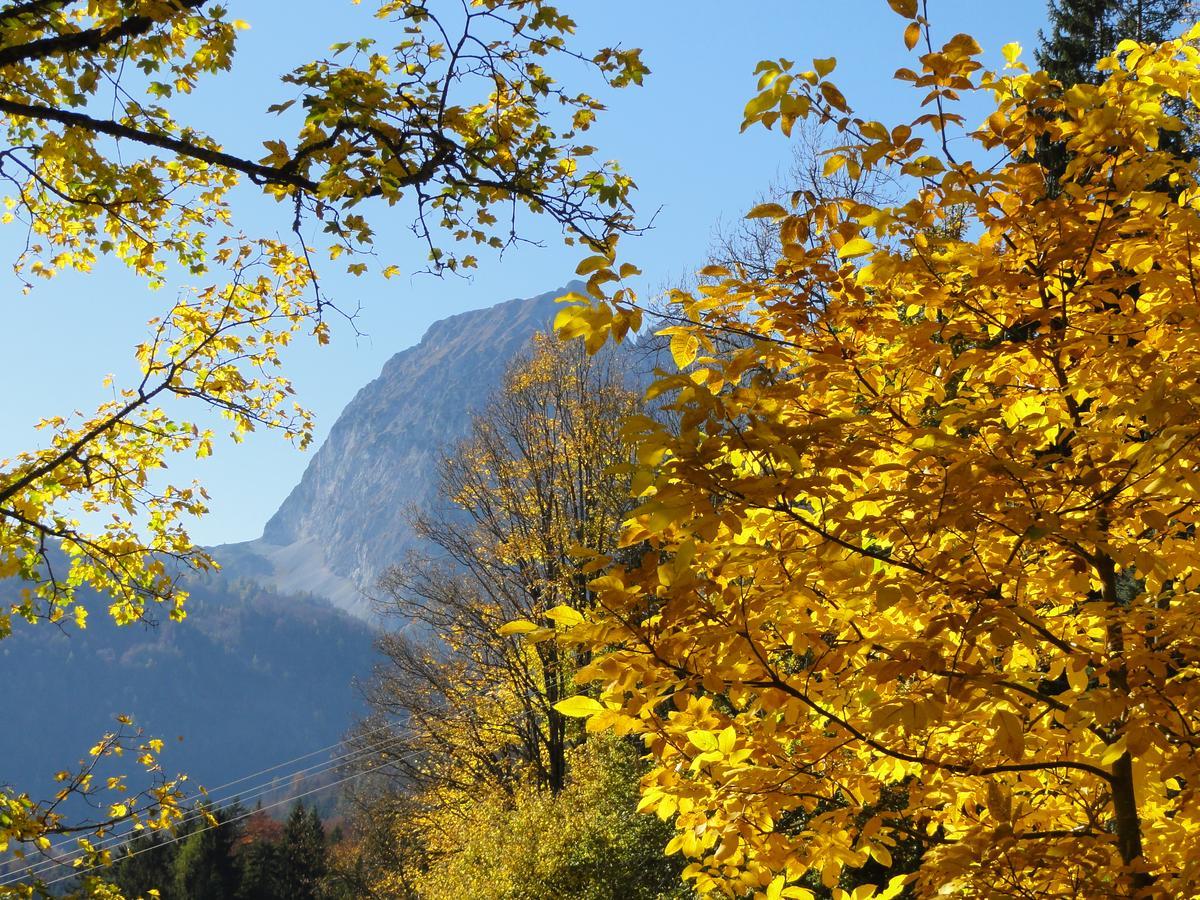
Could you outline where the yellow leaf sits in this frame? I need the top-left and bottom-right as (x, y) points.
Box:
(1101, 738), (1129, 767)
(575, 255), (611, 276)
(554, 695), (605, 717)
(717, 725), (736, 755)
(823, 155), (848, 177)
(544, 605), (584, 627)
(498, 619), (538, 636)
(819, 81), (849, 112)
(994, 709), (1024, 760)
(887, 0), (918, 18)
(670, 332), (700, 368)
(838, 237), (874, 259)
(904, 21), (921, 50)
(821, 859), (841, 889)
(746, 202), (789, 220)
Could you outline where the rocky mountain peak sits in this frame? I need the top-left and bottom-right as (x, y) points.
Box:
(215, 283), (581, 618)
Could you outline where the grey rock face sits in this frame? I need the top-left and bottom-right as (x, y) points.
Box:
(214, 284), (581, 618)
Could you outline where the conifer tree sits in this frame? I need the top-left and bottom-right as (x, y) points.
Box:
(279, 802), (328, 900)
(1034, 0), (1193, 189)
(171, 807), (241, 900)
(1036, 0), (1191, 85)
(110, 831), (176, 899)
(235, 838), (284, 900)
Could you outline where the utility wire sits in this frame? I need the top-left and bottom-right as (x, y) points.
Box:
(27, 720), (400, 863)
(0, 727), (407, 888)
(2, 728), (403, 886)
(4, 731), (406, 886)
(41, 754), (412, 890)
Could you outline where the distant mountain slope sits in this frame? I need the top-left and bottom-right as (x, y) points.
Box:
(0, 578), (375, 816)
(214, 284), (581, 618)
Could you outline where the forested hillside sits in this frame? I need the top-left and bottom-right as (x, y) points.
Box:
(0, 577), (372, 827)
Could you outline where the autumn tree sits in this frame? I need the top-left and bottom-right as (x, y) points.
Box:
(363, 331), (640, 797)
(338, 332), (654, 895)
(1034, 0), (1194, 186)
(415, 736), (694, 900)
(553, 4), (1200, 898)
(0, 0), (645, 889)
(706, 121), (897, 283)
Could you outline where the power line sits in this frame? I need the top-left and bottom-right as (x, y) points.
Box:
(41, 753), (412, 890)
(3, 726), (403, 886)
(1, 729), (407, 887)
(28, 720), (401, 863)
(4, 731), (407, 886)
(6, 744), (410, 890)
(0, 726), (408, 888)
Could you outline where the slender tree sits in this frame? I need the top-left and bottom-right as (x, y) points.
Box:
(365, 332), (641, 800)
(336, 333), (646, 895)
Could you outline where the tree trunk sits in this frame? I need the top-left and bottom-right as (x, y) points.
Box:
(1098, 552), (1152, 894)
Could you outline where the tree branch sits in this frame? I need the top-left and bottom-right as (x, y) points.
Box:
(0, 0), (207, 69)
(0, 95), (318, 190)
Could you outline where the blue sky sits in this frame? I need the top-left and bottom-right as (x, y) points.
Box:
(3, 0), (1051, 545)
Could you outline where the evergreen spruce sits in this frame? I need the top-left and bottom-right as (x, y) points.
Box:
(171, 806), (241, 900)
(279, 801), (328, 900)
(236, 838), (285, 900)
(1036, 0), (1191, 85)
(1034, 0), (1194, 189)
(110, 832), (176, 900)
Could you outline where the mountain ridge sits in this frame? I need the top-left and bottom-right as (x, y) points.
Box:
(215, 284), (582, 618)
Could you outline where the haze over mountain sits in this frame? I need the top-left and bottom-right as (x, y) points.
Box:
(213, 284), (581, 619)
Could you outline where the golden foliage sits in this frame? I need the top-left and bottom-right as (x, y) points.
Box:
(557, 11), (1200, 899)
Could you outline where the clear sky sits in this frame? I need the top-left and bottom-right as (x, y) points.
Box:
(3, 0), (1050, 545)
